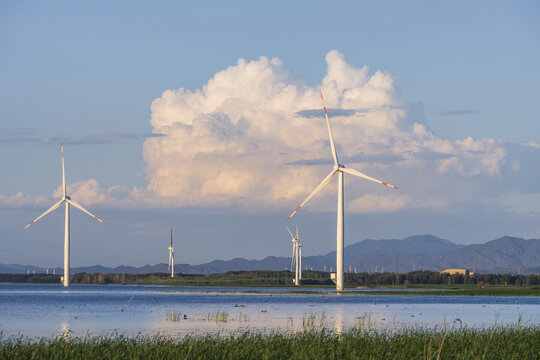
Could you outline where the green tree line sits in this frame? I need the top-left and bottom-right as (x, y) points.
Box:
(0, 270), (538, 287)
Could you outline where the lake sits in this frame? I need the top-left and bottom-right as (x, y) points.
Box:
(0, 284), (538, 338)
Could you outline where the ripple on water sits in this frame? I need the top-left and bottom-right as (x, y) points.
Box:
(0, 284), (538, 338)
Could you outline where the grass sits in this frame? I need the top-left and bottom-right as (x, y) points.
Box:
(165, 311), (184, 321)
(176, 284), (540, 297)
(199, 311), (230, 322)
(301, 313), (328, 329)
(1, 326), (538, 359)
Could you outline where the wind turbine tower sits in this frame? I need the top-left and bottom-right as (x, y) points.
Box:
(287, 93), (398, 291)
(23, 143), (105, 287)
(168, 228), (175, 278)
(298, 242), (302, 281)
(287, 225), (302, 286)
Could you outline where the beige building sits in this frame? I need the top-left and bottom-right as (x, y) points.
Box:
(440, 268), (474, 276)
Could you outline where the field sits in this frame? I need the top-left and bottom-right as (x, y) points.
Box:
(1, 327), (538, 359)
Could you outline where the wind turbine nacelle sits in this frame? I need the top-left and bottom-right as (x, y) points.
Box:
(64, 196), (71, 200)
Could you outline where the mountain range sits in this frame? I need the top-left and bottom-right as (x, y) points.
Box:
(2, 235), (540, 275)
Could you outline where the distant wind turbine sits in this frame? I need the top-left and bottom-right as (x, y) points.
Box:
(168, 228), (175, 278)
(286, 93), (398, 291)
(22, 143), (105, 287)
(287, 225), (302, 286)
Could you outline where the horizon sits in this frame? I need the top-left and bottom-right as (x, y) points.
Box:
(3, 233), (537, 269)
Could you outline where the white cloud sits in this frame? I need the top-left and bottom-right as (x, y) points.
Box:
(0, 180), (149, 211)
(0, 192), (51, 209)
(141, 50), (509, 212)
(51, 179), (145, 208)
(5, 51), (535, 215)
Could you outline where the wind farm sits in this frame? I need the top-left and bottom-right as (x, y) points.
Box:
(1, 2), (539, 357)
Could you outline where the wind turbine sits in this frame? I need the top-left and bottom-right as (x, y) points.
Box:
(286, 93), (398, 291)
(287, 225), (302, 286)
(22, 143), (105, 287)
(168, 228), (175, 278)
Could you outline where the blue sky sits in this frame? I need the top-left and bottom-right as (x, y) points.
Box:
(1, 1), (539, 267)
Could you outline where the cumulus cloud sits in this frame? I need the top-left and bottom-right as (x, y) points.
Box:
(141, 50), (510, 213)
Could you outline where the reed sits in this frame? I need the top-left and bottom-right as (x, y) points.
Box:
(199, 311), (230, 322)
(165, 311), (183, 321)
(1, 326), (538, 359)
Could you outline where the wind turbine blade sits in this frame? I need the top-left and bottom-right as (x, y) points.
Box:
(287, 227), (294, 240)
(342, 167), (399, 189)
(61, 142), (66, 197)
(321, 93), (339, 166)
(66, 199), (106, 223)
(295, 224), (299, 239)
(170, 228), (173, 247)
(168, 252), (171, 270)
(22, 199), (64, 230)
(286, 169), (336, 221)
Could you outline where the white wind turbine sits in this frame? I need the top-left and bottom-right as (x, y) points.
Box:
(286, 93), (398, 291)
(287, 225), (302, 286)
(168, 228), (175, 278)
(22, 143), (105, 287)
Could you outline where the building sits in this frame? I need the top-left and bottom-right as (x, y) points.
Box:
(440, 268), (474, 277)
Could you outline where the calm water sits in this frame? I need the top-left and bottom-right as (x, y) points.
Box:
(0, 283), (538, 338)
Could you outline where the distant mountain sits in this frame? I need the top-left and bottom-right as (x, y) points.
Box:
(438, 236), (540, 272)
(2, 235), (539, 275)
(0, 263), (48, 274)
(345, 235), (463, 256)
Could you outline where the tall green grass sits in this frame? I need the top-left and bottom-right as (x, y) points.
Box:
(1, 326), (538, 359)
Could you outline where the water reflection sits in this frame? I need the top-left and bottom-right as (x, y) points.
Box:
(334, 306), (344, 335)
(60, 322), (71, 341)
(0, 284), (538, 338)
